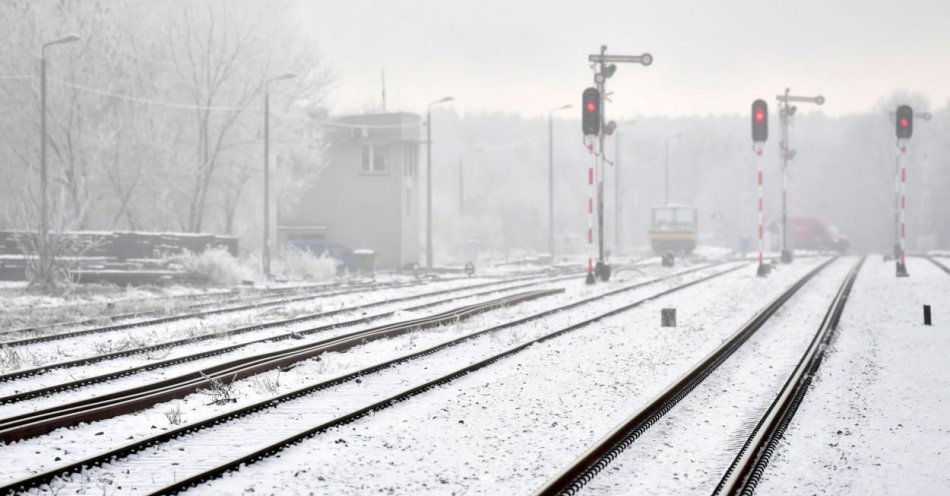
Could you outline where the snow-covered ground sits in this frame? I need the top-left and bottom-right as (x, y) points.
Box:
(5, 254), (944, 495)
(578, 256), (858, 494)
(0, 262), (725, 491)
(178, 260), (825, 495)
(758, 256), (950, 494)
(0, 277), (499, 373)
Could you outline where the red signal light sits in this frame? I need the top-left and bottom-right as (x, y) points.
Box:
(900, 117), (909, 128)
(755, 110), (765, 123)
(585, 101), (596, 112)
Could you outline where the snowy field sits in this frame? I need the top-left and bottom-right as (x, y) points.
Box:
(0, 255), (946, 495)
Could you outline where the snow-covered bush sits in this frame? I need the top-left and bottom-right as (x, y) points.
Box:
(276, 246), (339, 281)
(177, 247), (255, 286)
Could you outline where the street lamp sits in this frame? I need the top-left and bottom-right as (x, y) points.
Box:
(664, 133), (683, 205)
(38, 34), (80, 285)
(425, 96), (454, 270)
(262, 72), (296, 279)
(458, 147), (482, 215)
(547, 104), (572, 261)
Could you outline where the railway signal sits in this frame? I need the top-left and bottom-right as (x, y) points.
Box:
(894, 104), (914, 277)
(582, 88), (601, 136)
(896, 104), (913, 139)
(752, 99), (768, 142)
(751, 100), (770, 277)
(775, 88), (825, 264)
(583, 45), (653, 284)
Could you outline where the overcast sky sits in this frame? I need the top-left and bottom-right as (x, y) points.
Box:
(298, 0), (950, 118)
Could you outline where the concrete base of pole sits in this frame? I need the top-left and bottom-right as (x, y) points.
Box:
(756, 263), (771, 277)
(585, 271), (596, 285)
(595, 261), (611, 282)
(896, 261), (909, 277)
(780, 249), (794, 263)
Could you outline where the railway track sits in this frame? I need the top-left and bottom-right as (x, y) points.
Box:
(0, 261), (743, 494)
(713, 257), (863, 496)
(531, 257), (839, 496)
(0, 271), (574, 386)
(0, 279), (430, 347)
(0, 288), (560, 444)
(924, 255), (950, 275)
(0, 274), (577, 403)
(0, 280), (345, 340)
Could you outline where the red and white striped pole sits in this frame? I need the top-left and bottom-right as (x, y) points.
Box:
(586, 142), (596, 284)
(896, 143), (909, 276)
(757, 149), (765, 269)
(754, 145), (770, 277)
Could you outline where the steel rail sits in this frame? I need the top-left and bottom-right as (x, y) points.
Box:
(531, 257), (837, 496)
(0, 289), (560, 443)
(148, 262), (747, 495)
(0, 273), (554, 382)
(713, 257), (864, 496)
(0, 275), (573, 403)
(0, 262), (739, 494)
(924, 255), (950, 275)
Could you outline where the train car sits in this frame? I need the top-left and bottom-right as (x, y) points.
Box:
(788, 217), (849, 252)
(649, 205), (698, 253)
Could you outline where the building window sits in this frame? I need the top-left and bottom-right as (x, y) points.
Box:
(361, 145), (389, 174)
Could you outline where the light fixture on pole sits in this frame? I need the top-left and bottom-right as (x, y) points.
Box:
(262, 72), (296, 279)
(425, 96), (454, 270)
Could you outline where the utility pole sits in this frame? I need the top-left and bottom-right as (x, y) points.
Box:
(262, 73), (296, 279)
(548, 104), (571, 262)
(425, 96), (454, 270)
(38, 35), (80, 286)
(586, 45), (652, 282)
(775, 88), (824, 263)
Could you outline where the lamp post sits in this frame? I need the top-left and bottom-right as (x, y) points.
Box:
(425, 96), (454, 270)
(548, 103), (571, 261)
(38, 34), (80, 284)
(262, 73), (296, 279)
(664, 133), (683, 205)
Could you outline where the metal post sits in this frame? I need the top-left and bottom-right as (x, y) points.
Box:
(39, 54), (48, 275)
(548, 111), (554, 260)
(596, 46), (607, 278)
(779, 89), (791, 263)
(263, 91), (271, 278)
(897, 143), (909, 277)
(425, 107), (433, 270)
